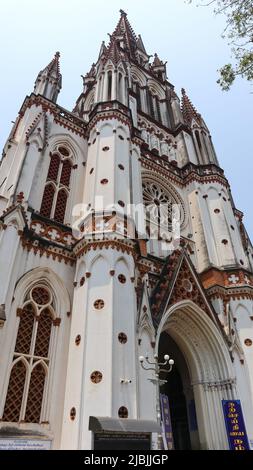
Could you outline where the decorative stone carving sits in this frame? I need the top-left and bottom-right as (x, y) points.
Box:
(141, 128), (149, 144)
(90, 371), (103, 383)
(160, 140), (169, 157)
(150, 133), (159, 151)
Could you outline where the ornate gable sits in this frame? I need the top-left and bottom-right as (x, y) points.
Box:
(150, 249), (217, 324)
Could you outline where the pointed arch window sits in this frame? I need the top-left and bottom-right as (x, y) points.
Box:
(2, 361), (26, 423)
(2, 285), (59, 424)
(40, 145), (73, 224)
(147, 89), (162, 124)
(195, 130), (206, 164)
(118, 73), (123, 103)
(98, 76), (103, 102)
(148, 90), (155, 119)
(40, 183), (55, 219)
(47, 154), (60, 181)
(156, 97), (162, 122)
(60, 159), (72, 186)
(133, 81), (141, 111)
(54, 189), (68, 224)
(107, 71), (112, 101)
(136, 83), (141, 110)
(25, 363), (46, 423)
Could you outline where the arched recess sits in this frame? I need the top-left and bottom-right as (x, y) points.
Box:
(235, 303), (251, 326)
(99, 122), (114, 138)
(112, 256), (134, 280)
(84, 89), (95, 112)
(148, 81), (165, 100)
(75, 260), (86, 285)
(88, 252), (110, 274)
(116, 125), (128, 139)
(14, 267), (71, 315)
(47, 134), (82, 165)
(155, 300), (235, 450)
(0, 266), (71, 425)
(131, 68), (146, 87)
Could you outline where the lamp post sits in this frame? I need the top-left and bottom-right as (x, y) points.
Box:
(139, 353), (174, 450)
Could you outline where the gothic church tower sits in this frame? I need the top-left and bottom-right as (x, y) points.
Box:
(0, 11), (253, 450)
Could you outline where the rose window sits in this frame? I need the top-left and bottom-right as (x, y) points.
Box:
(142, 181), (179, 229)
(31, 286), (51, 305)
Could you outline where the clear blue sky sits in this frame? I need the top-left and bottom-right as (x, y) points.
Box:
(0, 0), (252, 238)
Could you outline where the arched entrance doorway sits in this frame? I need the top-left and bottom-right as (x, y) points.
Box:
(159, 332), (199, 450)
(156, 300), (236, 450)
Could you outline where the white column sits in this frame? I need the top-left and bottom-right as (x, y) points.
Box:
(217, 385), (230, 449)
(193, 384), (213, 450)
(204, 387), (217, 449)
(103, 72), (108, 101)
(60, 271), (90, 449)
(94, 75), (101, 102)
(211, 387), (224, 449)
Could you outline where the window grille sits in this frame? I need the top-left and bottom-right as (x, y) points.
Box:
(2, 286), (57, 424)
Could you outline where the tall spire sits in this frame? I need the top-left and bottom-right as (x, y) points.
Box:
(43, 51), (61, 78)
(103, 9), (139, 64)
(181, 88), (202, 127)
(34, 52), (62, 103)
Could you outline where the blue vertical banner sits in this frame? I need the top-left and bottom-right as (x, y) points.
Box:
(222, 400), (250, 450)
(160, 394), (174, 450)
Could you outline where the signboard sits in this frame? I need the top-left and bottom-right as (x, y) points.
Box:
(160, 394), (174, 450)
(0, 438), (51, 450)
(222, 400), (250, 450)
(94, 432), (151, 450)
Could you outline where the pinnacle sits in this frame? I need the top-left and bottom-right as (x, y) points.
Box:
(42, 51), (61, 79)
(34, 51), (62, 101)
(181, 88), (201, 126)
(152, 53), (163, 67)
(103, 10), (138, 63)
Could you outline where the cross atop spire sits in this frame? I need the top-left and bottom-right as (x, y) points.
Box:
(181, 88), (202, 126)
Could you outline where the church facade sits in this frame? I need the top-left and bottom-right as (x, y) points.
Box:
(0, 11), (253, 450)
